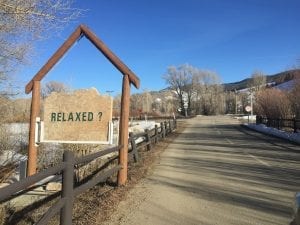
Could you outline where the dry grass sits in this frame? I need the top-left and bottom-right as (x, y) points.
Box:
(0, 163), (16, 183)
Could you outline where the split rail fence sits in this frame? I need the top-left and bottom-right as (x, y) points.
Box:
(0, 118), (177, 225)
(129, 119), (177, 162)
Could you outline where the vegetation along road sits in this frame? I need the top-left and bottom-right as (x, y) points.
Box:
(105, 115), (300, 225)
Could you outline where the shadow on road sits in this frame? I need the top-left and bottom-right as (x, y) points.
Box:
(148, 121), (300, 223)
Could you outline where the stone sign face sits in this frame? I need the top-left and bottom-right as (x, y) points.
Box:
(42, 88), (112, 143)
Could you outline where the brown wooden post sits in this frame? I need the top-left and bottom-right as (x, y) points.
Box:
(27, 81), (41, 176)
(169, 120), (172, 132)
(129, 132), (138, 163)
(164, 121), (168, 135)
(60, 151), (74, 225)
(145, 129), (151, 151)
(118, 74), (130, 185)
(294, 118), (297, 133)
(161, 122), (165, 139)
(154, 125), (158, 144)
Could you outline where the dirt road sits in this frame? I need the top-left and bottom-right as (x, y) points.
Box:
(104, 116), (300, 225)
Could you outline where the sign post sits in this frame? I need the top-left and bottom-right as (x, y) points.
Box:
(184, 102), (188, 117)
(27, 81), (41, 176)
(118, 75), (130, 185)
(245, 105), (252, 124)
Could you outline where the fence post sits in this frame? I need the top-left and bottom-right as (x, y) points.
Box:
(154, 125), (158, 144)
(129, 132), (138, 162)
(267, 118), (270, 127)
(161, 122), (165, 139)
(174, 119), (177, 129)
(145, 129), (151, 151)
(168, 120), (172, 133)
(164, 121), (168, 135)
(60, 151), (74, 225)
(19, 160), (27, 181)
(294, 118), (297, 133)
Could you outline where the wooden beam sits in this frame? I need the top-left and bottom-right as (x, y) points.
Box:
(25, 26), (82, 94)
(80, 25), (140, 89)
(25, 24), (140, 94)
(118, 74), (131, 185)
(27, 81), (41, 176)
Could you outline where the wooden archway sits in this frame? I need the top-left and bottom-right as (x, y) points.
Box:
(25, 24), (140, 185)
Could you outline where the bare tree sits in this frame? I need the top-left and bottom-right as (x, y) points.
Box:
(42, 81), (69, 98)
(1, 0), (83, 159)
(163, 64), (223, 116)
(0, 96), (10, 123)
(0, 0), (82, 76)
(163, 64), (190, 115)
(141, 89), (153, 114)
(248, 70), (266, 92)
(162, 64), (202, 115)
(194, 70), (223, 115)
(130, 93), (144, 117)
(112, 94), (121, 118)
(256, 88), (292, 119)
(224, 91), (236, 114)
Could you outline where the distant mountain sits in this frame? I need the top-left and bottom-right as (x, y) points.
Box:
(223, 69), (300, 91)
(274, 79), (296, 91)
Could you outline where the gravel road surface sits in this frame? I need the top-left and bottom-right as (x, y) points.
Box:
(104, 116), (300, 225)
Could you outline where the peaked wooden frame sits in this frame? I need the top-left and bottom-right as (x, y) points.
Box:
(25, 24), (140, 185)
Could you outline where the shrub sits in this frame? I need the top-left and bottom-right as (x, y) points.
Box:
(289, 79), (300, 119)
(256, 88), (292, 118)
(0, 125), (13, 156)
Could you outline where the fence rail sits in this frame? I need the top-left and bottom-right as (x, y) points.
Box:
(129, 119), (177, 162)
(256, 116), (300, 133)
(0, 146), (121, 225)
(0, 118), (177, 225)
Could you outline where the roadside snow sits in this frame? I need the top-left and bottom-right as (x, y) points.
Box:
(129, 120), (161, 144)
(129, 121), (158, 133)
(245, 123), (300, 144)
(0, 150), (27, 166)
(5, 123), (29, 135)
(241, 115), (256, 121)
(275, 79), (296, 91)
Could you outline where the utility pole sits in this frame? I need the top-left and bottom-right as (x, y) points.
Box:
(235, 90), (238, 114)
(250, 92), (253, 118)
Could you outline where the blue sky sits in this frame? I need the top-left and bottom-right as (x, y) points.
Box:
(21, 0), (300, 95)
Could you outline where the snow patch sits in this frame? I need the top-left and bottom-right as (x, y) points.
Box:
(0, 150), (27, 166)
(245, 123), (300, 144)
(274, 79), (296, 91)
(129, 121), (158, 134)
(5, 123), (29, 135)
(129, 120), (161, 144)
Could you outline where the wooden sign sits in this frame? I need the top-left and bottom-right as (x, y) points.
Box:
(42, 88), (112, 143)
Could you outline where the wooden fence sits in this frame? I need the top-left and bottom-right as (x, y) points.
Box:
(0, 118), (176, 224)
(256, 116), (300, 133)
(129, 119), (177, 162)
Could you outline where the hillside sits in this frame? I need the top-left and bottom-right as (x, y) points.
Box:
(223, 69), (300, 91)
